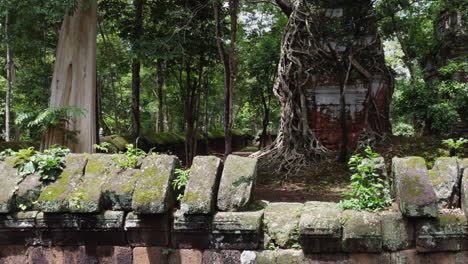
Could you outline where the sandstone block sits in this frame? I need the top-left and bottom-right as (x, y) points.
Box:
(132, 155), (179, 214)
(217, 155), (257, 211)
(342, 210), (382, 253)
(181, 156), (222, 214)
(393, 157), (438, 217)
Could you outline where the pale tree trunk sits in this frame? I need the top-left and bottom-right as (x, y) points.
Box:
(4, 12), (12, 142)
(45, 0), (97, 153)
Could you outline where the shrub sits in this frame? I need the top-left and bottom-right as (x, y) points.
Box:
(339, 147), (392, 211)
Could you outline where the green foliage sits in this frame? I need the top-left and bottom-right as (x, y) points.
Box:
(10, 145), (70, 181)
(340, 147), (392, 211)
(93, 142), (111, 153)
(172, 168), (190, 201)
(392, 122), (414, 137)
(15, 106), (87, 143)
(442, 138), (468, 157)
(117, 144), (146, 169)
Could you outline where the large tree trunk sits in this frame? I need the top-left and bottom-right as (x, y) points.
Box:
(45, 0), (97, 153)
(256, 0), (393, 173)
(156, 60), (165, 133)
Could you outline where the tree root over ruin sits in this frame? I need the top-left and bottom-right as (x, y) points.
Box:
(252, 0), (393, 177)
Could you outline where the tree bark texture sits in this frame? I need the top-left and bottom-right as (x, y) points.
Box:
(131, 0), (144, 143)
(256, 0), (393, 172)
(45, 0), (97, 153)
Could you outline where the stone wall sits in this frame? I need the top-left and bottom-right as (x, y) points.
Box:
(1, 154), (468, 263)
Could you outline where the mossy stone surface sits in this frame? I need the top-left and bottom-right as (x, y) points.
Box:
(36, 154), (88, 213)
(181, 156), (222, 214)
(66, 154), (114, 213)
(342, 210), (382, 253)
(300, 202), (342, 253)
(132, 155), (179, 214)
(429, 157), (459, 207)
(217, 155), (258, 212)
(381, 211), (413, 251)
(392, 157), (438, 217)
(0, 158), (24, 213)
(462, 169), (468, 216)
(264, 202), (303, 248)
(15, 173), (43, 211)
(416, 214), (468, 252)
(102, 163), (140, 211)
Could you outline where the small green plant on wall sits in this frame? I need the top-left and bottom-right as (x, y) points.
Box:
(442, 138), (467, 157)
(339, 147), (392, 211)
(172, 169), (190, 201)
(2, 145), (70, 182)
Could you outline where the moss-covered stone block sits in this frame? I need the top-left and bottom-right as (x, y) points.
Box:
(381, 211), (414, 251)
(181, 156), (222, 214)
(100, 135), (129, 152)
(342, 210), (382, 253)
(462, 169), (468, 216)
(132, 155), (179, 214)
(15, 173), (43, 211)
(211, 210), (263, 249)
(300, 202), (342, 253)
(429, 157), (459, 207)
(416, 214), (468, 252)
(36, 154), (88, 213)
(102, 166), (140, 211)
(0, 158), (24, 213)
(217, 155), (257, 211)
(66, 154), (115, 213)
(264, 202), (303, 248)
(392, 157), (438, 217)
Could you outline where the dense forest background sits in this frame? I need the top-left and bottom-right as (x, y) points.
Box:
(0, 0), (466, 159)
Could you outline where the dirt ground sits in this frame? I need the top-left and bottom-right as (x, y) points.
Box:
(246, 136), (468, 203)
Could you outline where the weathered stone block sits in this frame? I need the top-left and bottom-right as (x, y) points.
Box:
(381, 211), (414, 251)
(201, 250), (241, 264)
(132, 247), (167, 264)
(0, 211), (38, 245)
(102, 166), (140, 211)
(67, 154), (114, 213)
(342, 210), (382, 253)
(256, 250), (304, 264)
(181, 156), (222, 215)
(211, 210), (263, 249)
(461, 160), (468, 216)
(172, 210), (212, 249)
(0, 158), (25, 213)
(264, 203), (303, 248)
(393, 157), (438, 217)
(36, 154), (88, 213)
(0, 246), (29, 264)
(124, 212), (170, 247)
(97, 246), (133, 264)
(416, 214), (468, 252)
(36, 211), (125, 246)
(15, 173), (43, 211)
(300, 202), (342, 253)
(132, 155), (179, 214)
(429, 157), (459, 208)
(217, 155), (257, 211)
